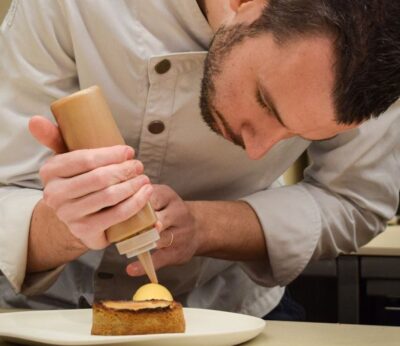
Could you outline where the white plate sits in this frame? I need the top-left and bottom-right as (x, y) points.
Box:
(0, 308), (265, 346)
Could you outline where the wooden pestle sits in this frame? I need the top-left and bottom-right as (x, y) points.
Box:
(50, 86), (158, 283)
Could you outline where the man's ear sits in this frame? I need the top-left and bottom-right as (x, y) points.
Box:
(229, 0), (255, 13)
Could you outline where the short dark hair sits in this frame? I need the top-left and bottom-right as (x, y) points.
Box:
(251, 0), (400, 124)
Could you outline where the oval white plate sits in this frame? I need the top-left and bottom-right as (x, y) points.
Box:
(0, 308), (265, 346)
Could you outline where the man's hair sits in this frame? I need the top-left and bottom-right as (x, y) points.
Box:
(251, 0), (400, 124)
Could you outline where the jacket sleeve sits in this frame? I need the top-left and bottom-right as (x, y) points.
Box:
(242, 101), (400, 287)
(0, 0), (78, 293)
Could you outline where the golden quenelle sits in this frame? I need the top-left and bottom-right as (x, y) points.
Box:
(133, 283), (174, 302)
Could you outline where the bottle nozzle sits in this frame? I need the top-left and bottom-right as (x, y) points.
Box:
(137, 252), (158, 284)
(115, 228), (160, 283)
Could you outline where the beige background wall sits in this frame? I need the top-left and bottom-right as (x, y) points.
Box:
(0, 0), (11, 23)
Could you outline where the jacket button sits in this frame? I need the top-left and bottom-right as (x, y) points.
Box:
(155, 59), (171, 74)
(148, 120), (165, 134)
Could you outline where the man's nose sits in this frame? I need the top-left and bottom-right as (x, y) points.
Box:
(244, 132), (287, 160)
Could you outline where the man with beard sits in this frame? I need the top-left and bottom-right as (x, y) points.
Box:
(0, 0), (399, 320)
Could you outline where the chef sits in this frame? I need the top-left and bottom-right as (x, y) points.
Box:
(0, 0), (399, 321)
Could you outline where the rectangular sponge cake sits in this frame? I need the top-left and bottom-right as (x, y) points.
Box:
(91, 300), (185, 335)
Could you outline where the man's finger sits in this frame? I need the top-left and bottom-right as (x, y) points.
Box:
(39, 145), (135, 184)
(150, 185), (175, 211)
(47, 159), (144, 202)
(29, 115), (68, 154)
(126, 248), (175, 277)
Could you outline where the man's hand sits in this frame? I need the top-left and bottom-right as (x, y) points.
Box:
(126, 185), (203, 276)
(29, 116), (153, 250)
(126, 187), (268, 277)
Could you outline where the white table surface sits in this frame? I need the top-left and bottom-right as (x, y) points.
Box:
(1, 310), (400, 346)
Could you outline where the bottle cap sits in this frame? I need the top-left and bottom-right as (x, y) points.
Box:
(115, 228), (160, 258)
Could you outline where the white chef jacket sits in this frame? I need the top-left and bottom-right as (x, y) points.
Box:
(0, 0), (399, 316)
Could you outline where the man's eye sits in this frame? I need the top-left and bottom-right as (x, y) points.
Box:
(256, 90), (273, 114)
(256, 90), (266, 109)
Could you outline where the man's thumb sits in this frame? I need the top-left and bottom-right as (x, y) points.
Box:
(29, 115), (67, 154)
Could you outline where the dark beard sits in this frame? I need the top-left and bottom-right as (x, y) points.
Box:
(199, 23), (261, 133)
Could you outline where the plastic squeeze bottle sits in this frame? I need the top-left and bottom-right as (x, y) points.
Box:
(51, 85), (159, 283)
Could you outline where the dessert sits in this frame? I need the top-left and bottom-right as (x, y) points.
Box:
(133, 283), (173, 301)
(91, 284), (185, 335)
